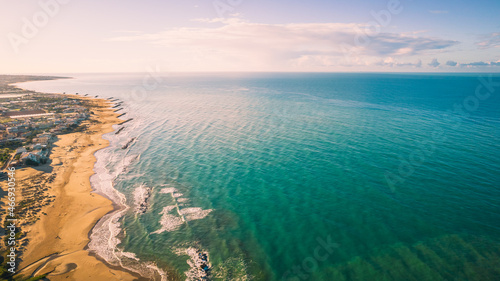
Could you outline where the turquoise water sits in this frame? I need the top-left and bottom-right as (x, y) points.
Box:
(20, 73), (500, 280)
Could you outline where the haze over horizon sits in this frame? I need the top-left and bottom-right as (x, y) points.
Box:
(2, 0), (500, 73)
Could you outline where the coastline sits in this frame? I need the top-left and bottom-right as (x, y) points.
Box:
(13, 95), (142, 280)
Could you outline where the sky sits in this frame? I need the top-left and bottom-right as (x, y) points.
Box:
(1, 0), (500, 73)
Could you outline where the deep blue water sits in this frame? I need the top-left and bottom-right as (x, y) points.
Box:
(20, 73), (500, 280)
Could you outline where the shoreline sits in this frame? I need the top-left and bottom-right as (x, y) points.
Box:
(13, 93), (143, 280)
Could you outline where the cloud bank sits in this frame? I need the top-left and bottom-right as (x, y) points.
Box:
(108, 18), (460, 70)
(445, 60), (458, 66)
(428, 58), (440, 67)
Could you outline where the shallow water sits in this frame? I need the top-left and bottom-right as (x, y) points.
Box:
(20, 73), (500, 280)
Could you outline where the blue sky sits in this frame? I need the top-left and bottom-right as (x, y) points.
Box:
(1, 0), (500, 73)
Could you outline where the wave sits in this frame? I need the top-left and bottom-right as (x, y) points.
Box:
(133, 184), (153, 214)
(174, 247), (212, 281)
(88, 114), (168, 280)
(153, 187), (213, 234)
(88, 113), (216, 280)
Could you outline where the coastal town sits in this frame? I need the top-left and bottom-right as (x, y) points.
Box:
(0, 93), (91, 171)
(0, 76), (138, 280)
(0, 76), (215, 281)
(0, 76), (87, 170)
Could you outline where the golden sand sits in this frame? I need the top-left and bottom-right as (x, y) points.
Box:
(15, 97), (140, 280)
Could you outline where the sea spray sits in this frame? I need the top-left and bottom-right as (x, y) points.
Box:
(87, 106), (215, 281)
(152, 187), (213, 234)
(88, 125), (167, 281)
(174, 247), (212, 281)
(134, 184), (153, 214)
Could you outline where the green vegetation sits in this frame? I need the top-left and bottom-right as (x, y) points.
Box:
(0, 149), (12, 165)
(0, 142), (21, 150)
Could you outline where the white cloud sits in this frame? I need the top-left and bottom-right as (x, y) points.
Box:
(476, 32), (500, 49)
(371, 58), (422, 68)
(107, 18), (459, 71)
(459, 61), (500, 67)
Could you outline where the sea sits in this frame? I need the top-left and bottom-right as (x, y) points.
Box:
(19, 73), (500, 281)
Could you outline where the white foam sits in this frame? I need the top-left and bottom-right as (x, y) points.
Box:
(133, 184), (152, 214)
(174, 247), (212, 281)
(88, 117), (214, 280)
(172, 192), (183, 198)
(153, 186), (212, 234)
(133, 184), (149, 204)
(152, 206), (185, 233)
(159, 187), (178, 194)
(181, 207), (213, 221)
(88, 125), (168, 281)
(152, 205), (212, 234)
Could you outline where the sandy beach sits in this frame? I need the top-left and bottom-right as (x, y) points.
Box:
(13, 96), (141, 280)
